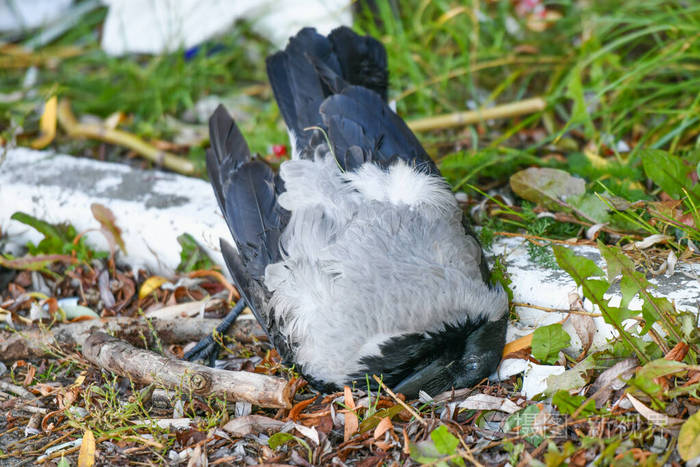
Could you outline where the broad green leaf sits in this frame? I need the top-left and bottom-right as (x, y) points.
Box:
(598, 242), (649, 308)
(268, 432), (296, 449)
(0, 254), (78, 271)
(510, 168), (585, 211)
(504, 405), (544, 446)
(430, 425), (459, 456)
(636, 359), (694, 380)
(678, 410), (700, 461)
(552, 390), (596, 416)
(11, 211), (65, 242)
(551, 245), (604, 284)
(268, 431), (311, 462)
(568, 193), (611, 224)
(532, 323), (571, 364)
(545, 357), (595, 394)
(640, 149), (690, 200)
(409, 440), (444, 465)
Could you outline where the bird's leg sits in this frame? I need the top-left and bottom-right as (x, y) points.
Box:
(184, 299), (246, 366)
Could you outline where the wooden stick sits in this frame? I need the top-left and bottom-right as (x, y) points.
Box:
(372, 375), (426, 426)
(82, 332), (292, 408)
(0, 316), (265, 361)
(56, 99), (196, 175)
(407, 97), (546, 132)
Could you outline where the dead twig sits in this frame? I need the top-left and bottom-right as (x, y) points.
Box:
(0, 316), (264, 361)
(372, 374), (426, 426)
(56, 99), (196, 175)
(82, 332), (292, 408)
(407, 97), (546, 132)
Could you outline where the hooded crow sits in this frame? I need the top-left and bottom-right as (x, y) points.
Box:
(193, 26), (508, 397)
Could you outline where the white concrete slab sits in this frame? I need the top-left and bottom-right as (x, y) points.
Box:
(0, 147), (231, 275)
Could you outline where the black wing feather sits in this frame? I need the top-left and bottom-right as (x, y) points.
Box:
(207, 105), (289, 357)
(328, 26), (388, 101)
(266, 27), (391, 160)
(320, 86), (438, 174)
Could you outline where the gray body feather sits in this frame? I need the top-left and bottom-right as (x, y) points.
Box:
(207, 26), (508, 396)
(265, 152), (507, 386)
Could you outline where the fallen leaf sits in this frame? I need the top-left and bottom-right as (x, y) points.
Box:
(373, 416), (393, 439)
(31, 96), (57, 149)
(510, 167), (585, 210)
(665, 342), (689, 362)
(626, 394), (684, 427)
(458, 394), (520, 414)
(77, 429), (96, 467)
(344, 386), (359, 441)
(590, 358), (637, 407)
(622, 234), (672, 251)
(679, 410), (700, 461)
(91, 203), (126, 254)
(0, 254), (78, 271)
(222, 415), (284, 437)
(294, 423), (319, 445)
(288, 395), (317, 422)
(139, 276), (168, 300)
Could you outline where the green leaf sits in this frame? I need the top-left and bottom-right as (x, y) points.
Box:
(176, 233), (214, 273)
(268, 432), (296, 450)
(430, 425), (459, 456)
(598, 242), (649, 309)
(568, 193), (611, 224)
(267, 432), (311, 461)
(56, 456), (71, 467)
(636, 358), (694, 380)
(11, 211), (66, 244)
(532, 324), (571, 364)
(678, 410), (700, 461)
(552, 390), (596, 416)
(509, 168), (585, 211)
(551, 245), (604, 285)
(545, 357), (595, 394)
(504, 405), (544, 447)
(640, 149), (691, 200)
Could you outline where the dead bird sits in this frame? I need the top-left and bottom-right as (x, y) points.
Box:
(187, 26), (508, 397)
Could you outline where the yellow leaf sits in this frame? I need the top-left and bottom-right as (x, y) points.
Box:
(139, 276), (168, 299)
(31, 95), (57, 149)
(78, 429), (96, 467)
(679, 410), (700, 461)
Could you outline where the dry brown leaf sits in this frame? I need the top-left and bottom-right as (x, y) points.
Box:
(344, 386), (359, 441)
(665, 342), (689, 362)
(626, 394), (684, 427)
(222, 415), (284, 437)
(458, 394), (520, 414)
(288, 395), (318, 422)
(78, 429), (96, 467)
(590, 357), (637, 407)
(373, 416), (393, 440)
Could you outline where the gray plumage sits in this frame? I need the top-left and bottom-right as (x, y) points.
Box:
(206, 26), (508, 397)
